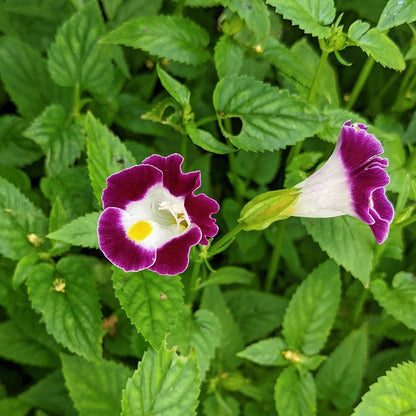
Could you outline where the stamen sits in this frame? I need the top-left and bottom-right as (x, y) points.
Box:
(158, 201), (189, 229)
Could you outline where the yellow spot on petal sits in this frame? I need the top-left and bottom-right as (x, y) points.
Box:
(128, 220), (153, 242)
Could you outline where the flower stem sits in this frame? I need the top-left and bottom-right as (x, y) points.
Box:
(208, 223), (244, 257)
(195, 115), (218, 128)
(264, 221), (286, 292)
(346, 57), (375, 110)
(186, 258), (202, 305)
(308, 49), (330, 103)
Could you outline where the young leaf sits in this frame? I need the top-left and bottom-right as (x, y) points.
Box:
(12, 253), (40, 289)
(224, 289), (288, 343)
(282, 260), (341, 355)
(348, 20), (405, 71)
(112, 269), (184, 349)
(24, 104), (85, 176)
(0, 36), (55, 118)
(47, 2), (114, 94)
(302, 217), (375, 287)
(0, 177), (48, 260)
(86, 113), (136, 203)
(352, 361), (416, 416)
(122, 345), (200, 416)
(199, 266), (254, 288)
(62, 354), (132, 416)
(102, 15), (210, 66)
(371, 272), (416, 331)
(316, 326), (368, 409)
(274, 366), (316, 416)
(156, 65), (190, 107)
(237, 337), (288, 366)
(167, 306), (221, 380)
(266, 0), (335, 38)
(214, 36), (243, 79)
(0, 320), (59, 368)
(26, 256), (102, 361)
(213, 75), (323, 152)
(185, 123), (235, 154)
(48, 212), (100, 249)
(377, 0), (416, 31)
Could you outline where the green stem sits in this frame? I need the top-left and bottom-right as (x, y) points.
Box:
(393, 61), (416, 111)
(264, 221), (286, 292)
(181, 134), (188, 168)
(195, 115), (218, 128)
(208, 223), (244, 257)
(186, 259), (202, 305)
(308, 49), (330, 103)
(346, 57), (375, 110)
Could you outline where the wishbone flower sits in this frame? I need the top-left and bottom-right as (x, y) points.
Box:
(292, 121), (394, 244)
(97, 154), (219, 275)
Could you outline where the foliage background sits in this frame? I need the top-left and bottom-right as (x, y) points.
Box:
(0, 0), (416, 415)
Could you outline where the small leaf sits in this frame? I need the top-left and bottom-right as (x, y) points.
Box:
(186, 123), (235, 154)
(62, 354), (132, 416)
(371, 273), (416, 331)
(274, 366), (316, 416)
(103, 15), (210, 65)
(282, 260), (341, 355)
(267, 0), (335, 38)
(122, 345), (200, 416)
(48, 212), (100, 249)
(86, 113), (136, 203)
(214, 36), (244, 78)
(316, 326), (368, 409)
(12, 253), (40, 289)
(213, 75), (323, 152)
(156, 64), (190, 107)
(26, 256), (102, 361)
(237, 337), (288, 366)
(353, 361), (416, 416)
(377, 0), (416, 31)
(302, 217), (375, 287)
(112, 269), (184, 349)
(47, 2), (114, 94)
(199, 266), (254, 288)
(348, 20), (405, 71)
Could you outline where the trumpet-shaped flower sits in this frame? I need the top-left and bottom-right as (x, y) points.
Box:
(98, 154), (219, 275)
(292, 121), (394, 244)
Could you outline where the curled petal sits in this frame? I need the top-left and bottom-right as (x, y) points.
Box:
(98, 207), (156, 272)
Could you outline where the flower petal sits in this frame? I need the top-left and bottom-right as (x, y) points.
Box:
(372, 188), (394, 223)
(102, 165), (163, 210)
(148, 225), (202, 275)
(98, 207), (156, 272)
(185, 193), (220, 245)
(143, 153), (201, 197)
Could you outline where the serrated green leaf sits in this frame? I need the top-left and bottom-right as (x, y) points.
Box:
(0, 36), (55, 118)
(122, 345), (200, 416)
(24, 104), (85, 176)
(377, 0), (416, 31)
(225, 289), (288, 343)
(112, 269), (184, 349)
(274, 366), (316, 416)
(371, 272), (416, 331)
(199, 266), (254, 288)
(0, 177), (48, 260)
(186, 123), (235, 154)
(316, 326), (368, 409)
(353, 361), (416, 416)
(213, 75), (323, 152)
(156, 64), (190, 107)
(348, 20), (405, 70)
(48, 212), (100, 249)
(47, 2), (114, 94)
(267, 0), (335, 38)
(0, 115), (42, 167)
(12, 253), (40, 289)
(237, 337), (288, 366)
(62, 354), (131, 416)
(302, 216), (375, 286)
(86, 112), (136, 203)
(167, 306), (221, 379)
(103, 15), (210, 66)
(26, 256), (102, 361)
(282, 260), (341, 355)
(0, 320), (59, 367)
(214, 36), (243, 79)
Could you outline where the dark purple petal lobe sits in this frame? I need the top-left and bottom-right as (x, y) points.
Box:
(98, 207), (156, 272)
(102, 165), (163, 210)
(149, 225), (202, 275)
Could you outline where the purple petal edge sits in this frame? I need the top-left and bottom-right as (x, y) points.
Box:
(98, 207), (156, 272)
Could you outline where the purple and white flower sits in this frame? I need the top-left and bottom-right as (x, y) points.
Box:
(292, 121), (394, 244)
(98, 154), (219, 275)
